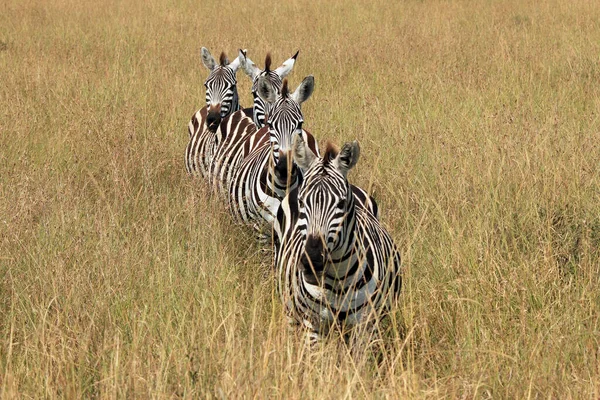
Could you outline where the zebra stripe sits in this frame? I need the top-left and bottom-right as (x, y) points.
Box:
(210, 52), (300, 194)
(251, 69), (282, 129)
(242, 51), (299, 129)
(185, 48), (242, 178)
(229, 128), (319, 234)
(209, 107), (256, 193)
(275, 139), (402, 343)
(226, 77), (318, 235)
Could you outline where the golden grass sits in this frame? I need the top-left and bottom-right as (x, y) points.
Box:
(1, 0), (600, 397)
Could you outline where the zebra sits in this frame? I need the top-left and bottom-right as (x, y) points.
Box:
(242, 50), (299, 129)
(209, 51), (299, 194)
(227, 76), (319, 237)
(275, 137), (402, 344)
(185, 47), (243, 178)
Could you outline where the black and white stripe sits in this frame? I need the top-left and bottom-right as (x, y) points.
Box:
(275, 138), (402, 343)
(242, 51), (299, 129)
(210, 52), (300, 194)
(185, 48), (243, 178)
(227, 77), (319, 235)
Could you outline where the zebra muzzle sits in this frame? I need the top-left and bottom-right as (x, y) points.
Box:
(274, 152), (297, 185)
(300, 235), (326, 284)
(206, 105), (222, 131)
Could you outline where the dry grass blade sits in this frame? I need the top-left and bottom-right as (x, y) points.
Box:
(1, 0), (600, 398)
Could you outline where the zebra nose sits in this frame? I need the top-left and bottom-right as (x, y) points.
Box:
(274, 152), (297, 183)
(206, 105), (222, 130)
(300, 235), (325, 280)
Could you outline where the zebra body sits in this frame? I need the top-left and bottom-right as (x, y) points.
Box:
(209, 108), (257, 193)
(275, 138), (402, 342)
(230, 128), (319, 233)
(210, 52), (299, 194)
(185, 48), (243, 178)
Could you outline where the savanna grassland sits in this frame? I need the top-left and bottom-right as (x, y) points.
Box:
(2, 0), (600, 398)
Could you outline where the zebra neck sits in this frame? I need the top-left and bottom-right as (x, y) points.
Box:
(329, 199), (358, 263)
(229, 90), (241, 115)
(252, 99), (270, 129)
(253, 111), (261, 128)
(324, 215), (363, 285)
(252, 107), (264, 128)
(266, 152), (299, 197)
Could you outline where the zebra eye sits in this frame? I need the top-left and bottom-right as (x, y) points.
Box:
(298, 198), (305, 208)
(297, 121), (303, 130)
(337, 199), (346, 209)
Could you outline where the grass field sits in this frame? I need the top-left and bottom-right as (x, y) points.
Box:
(2, 0), (600, 397)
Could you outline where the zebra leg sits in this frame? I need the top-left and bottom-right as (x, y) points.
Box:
(304, 330), (322, 349)
(346, 320), (383, 363)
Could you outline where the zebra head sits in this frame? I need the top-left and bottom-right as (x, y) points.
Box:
(240, 51), (299, 128)
(200, 47), (243, 131)
(256, 75), (315, 186)
(292, 137), (361, 281)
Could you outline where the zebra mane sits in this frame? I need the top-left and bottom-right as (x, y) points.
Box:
(264, 53), (272, 72)
(323, 142), (339, 166)
(281, 79), (289, 98)
(219, 52), (228, 66)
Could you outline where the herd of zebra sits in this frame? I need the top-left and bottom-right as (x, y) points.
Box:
(185, 47), (403, 344)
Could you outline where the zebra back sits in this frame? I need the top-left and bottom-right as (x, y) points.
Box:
(209, 108), (255, 193)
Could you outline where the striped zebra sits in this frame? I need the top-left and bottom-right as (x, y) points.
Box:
(185, 47), (243, 178)
(242, 50), (299, 129)
(210, 51), (299, 194)
(275, 137), (402, 344)
(227, 76), (319, 236)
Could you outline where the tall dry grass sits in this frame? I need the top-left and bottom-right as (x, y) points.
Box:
(1, 0), (600, 397)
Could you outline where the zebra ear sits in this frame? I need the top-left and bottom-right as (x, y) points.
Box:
(228, 49), (244, 72)
(241, 51), (261, 79)
(291, 75), (314, 105)
(334, 141), (360, 177)
(256, 76), (277, 104)
(293, 134), (317, 172)
(201, 47), (216, 71)
(274, 50), (299, 78)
